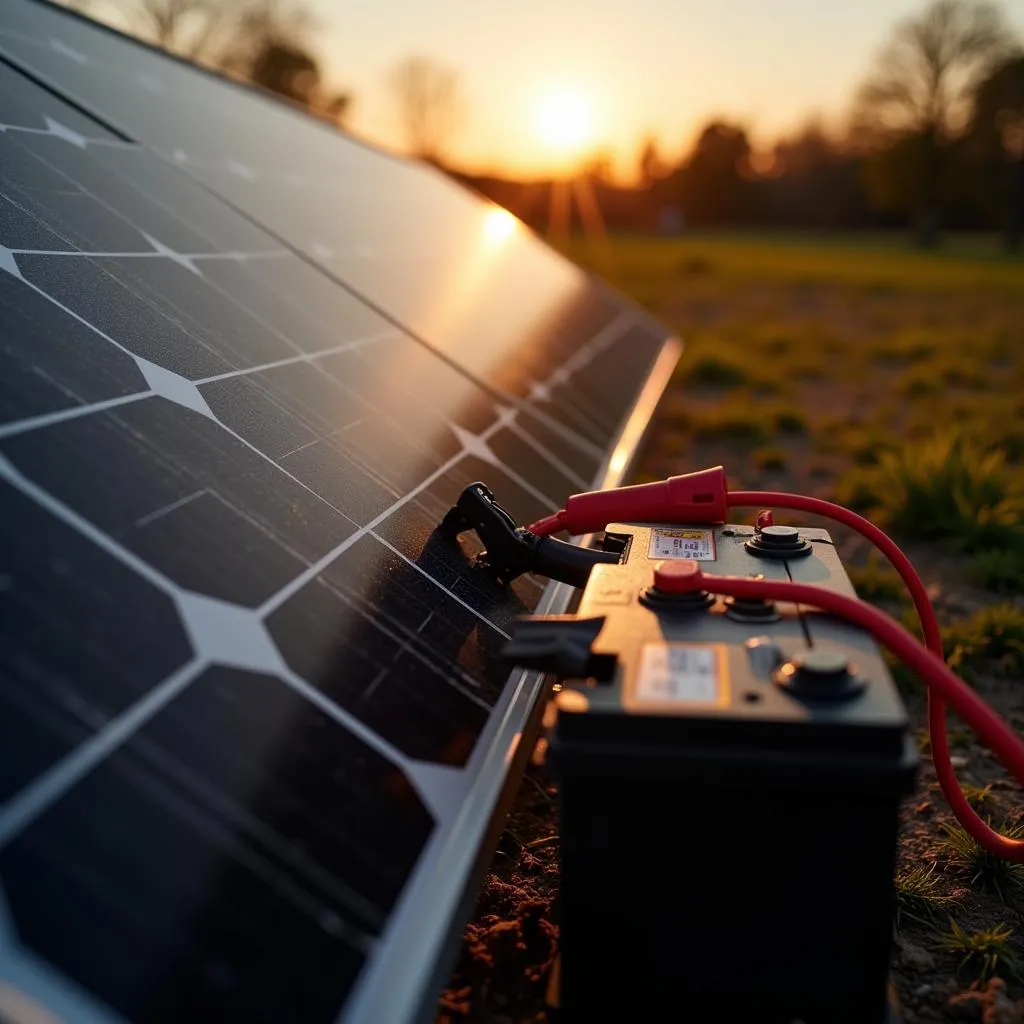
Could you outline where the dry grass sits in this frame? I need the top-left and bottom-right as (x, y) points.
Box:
(934, 920), (1022, 984)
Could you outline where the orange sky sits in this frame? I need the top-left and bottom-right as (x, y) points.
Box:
(83, 0), (1024, 182)
(310, 0), (1024, 181)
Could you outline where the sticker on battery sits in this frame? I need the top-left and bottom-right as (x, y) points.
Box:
(648, 528), (716, 561)
(635, 643), (729, 705)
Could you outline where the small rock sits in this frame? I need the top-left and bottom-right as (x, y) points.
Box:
(899, 938), (937, 972)
(915, 984), (933, 997)
(950, 755), (970, 769)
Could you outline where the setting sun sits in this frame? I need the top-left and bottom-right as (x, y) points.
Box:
(536, 90), (593, 152)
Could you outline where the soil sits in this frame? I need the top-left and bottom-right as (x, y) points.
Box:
(437, 761), (560, 1024)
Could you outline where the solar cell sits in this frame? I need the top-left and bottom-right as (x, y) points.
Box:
(0, 7), (680, 1022)
(0, 0), (670, 459)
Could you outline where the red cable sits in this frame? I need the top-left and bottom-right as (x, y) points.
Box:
(729, 492), (941, 653)
(528, 511), (566, 537)
(728, 491), (1024, 861)
(528, 479), (1023, 858)
(671, 568), (1024, 864)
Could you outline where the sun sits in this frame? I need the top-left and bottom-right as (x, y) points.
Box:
(536, 90), (593, 152)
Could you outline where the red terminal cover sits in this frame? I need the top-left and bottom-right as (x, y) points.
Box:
(558, 466), (729, 535)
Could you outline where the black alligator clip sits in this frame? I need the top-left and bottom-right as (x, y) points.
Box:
(441, 482), (619, 589)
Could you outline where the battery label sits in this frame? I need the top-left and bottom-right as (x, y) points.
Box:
(648, 528), (716, 561)
(635, 643), (728, 705)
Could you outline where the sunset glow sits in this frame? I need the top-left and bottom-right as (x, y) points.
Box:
(79, 0), (1024, 181)
(536, 90), (593, 153)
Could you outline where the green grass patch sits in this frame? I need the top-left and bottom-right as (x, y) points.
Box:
(678, 350), (751, 389)
(759, 332), (794, 356)
(898, 370), (942, 398)
(665, 398), (808, 446)
(872, 328), (940, 366)
(934, 919), (1022, 983)
(752, 446), (788, 472)
(885, 647), (923, 695)
(941, 822), (1024, 901)
(943, 604), (1024, 678)
(961, 783), (995, 811)
(812, 419), (894, 465)
(895, 359), (991, 397)
(567, 234), (1024, 297)
(835, 433), (1024, 555)
(967, 550), (1024, 595)
(939, 363), (990, 389)
(847, 554), (905, 604)
(773, 408), (807, 435)
(893, 864), (959, 928)
(687, 408), (772, 445)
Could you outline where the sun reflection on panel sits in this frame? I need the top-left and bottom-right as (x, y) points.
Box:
(483, 206), (519, 245)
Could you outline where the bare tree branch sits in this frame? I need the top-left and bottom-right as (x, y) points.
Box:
(85, 0), (315, 71)
(854, 0), (1013, 142)
(389, 56), (464, 163)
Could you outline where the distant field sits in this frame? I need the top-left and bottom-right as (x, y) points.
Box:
(563, 231), (1024, 500)
(441, 231), (1024, 1024)
(569, 231), (1024, 302)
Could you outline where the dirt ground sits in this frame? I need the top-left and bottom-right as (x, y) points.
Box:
(438, 235), (1024, 1024)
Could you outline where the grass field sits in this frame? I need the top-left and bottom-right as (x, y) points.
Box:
(441, 232), (1024, 1024)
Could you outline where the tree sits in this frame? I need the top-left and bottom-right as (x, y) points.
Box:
(767, 121), (866, 227)
(81, 0), (315, 70)
(637, 135), (666, 186)
(673, 120), (753, 226)
(389, 57), (463, 164)
(247, 39), (352, 125)
(582, 149), (615, 183)
(67, 0), (351, 124)
(967, 54), (1024, 249)
(853, 0), (1013, 246)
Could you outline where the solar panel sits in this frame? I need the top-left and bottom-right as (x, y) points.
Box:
(0, 4), (680, 1022)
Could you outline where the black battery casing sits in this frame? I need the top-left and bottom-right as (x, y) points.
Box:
(545, 522), (917, 1023)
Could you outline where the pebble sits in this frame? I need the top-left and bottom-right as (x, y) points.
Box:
(899, 938), (936, 972)
(949, 755), (970, 769)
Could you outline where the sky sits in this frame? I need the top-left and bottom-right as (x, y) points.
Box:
(306, 0), (1024, 180)
(79, 0), (1024, 180)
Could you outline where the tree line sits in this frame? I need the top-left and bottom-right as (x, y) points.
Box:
(68, 0), (1024, 249)
(65, 0), (354, 124)
(461, 1), (1024, 251)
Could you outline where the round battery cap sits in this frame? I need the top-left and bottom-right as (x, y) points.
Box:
(797, 649), (851, 676)
(744, 524), (813, 560)
(652, 559), (702, 593)
(774, 646), (865, 700)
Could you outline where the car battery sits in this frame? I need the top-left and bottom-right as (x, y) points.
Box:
(510, 521), (918, 1023)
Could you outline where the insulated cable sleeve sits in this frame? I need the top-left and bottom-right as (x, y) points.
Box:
(685, 569), (1024, 861)
(524, 473), (1023, 857)
(728, 490), (1023, 859)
